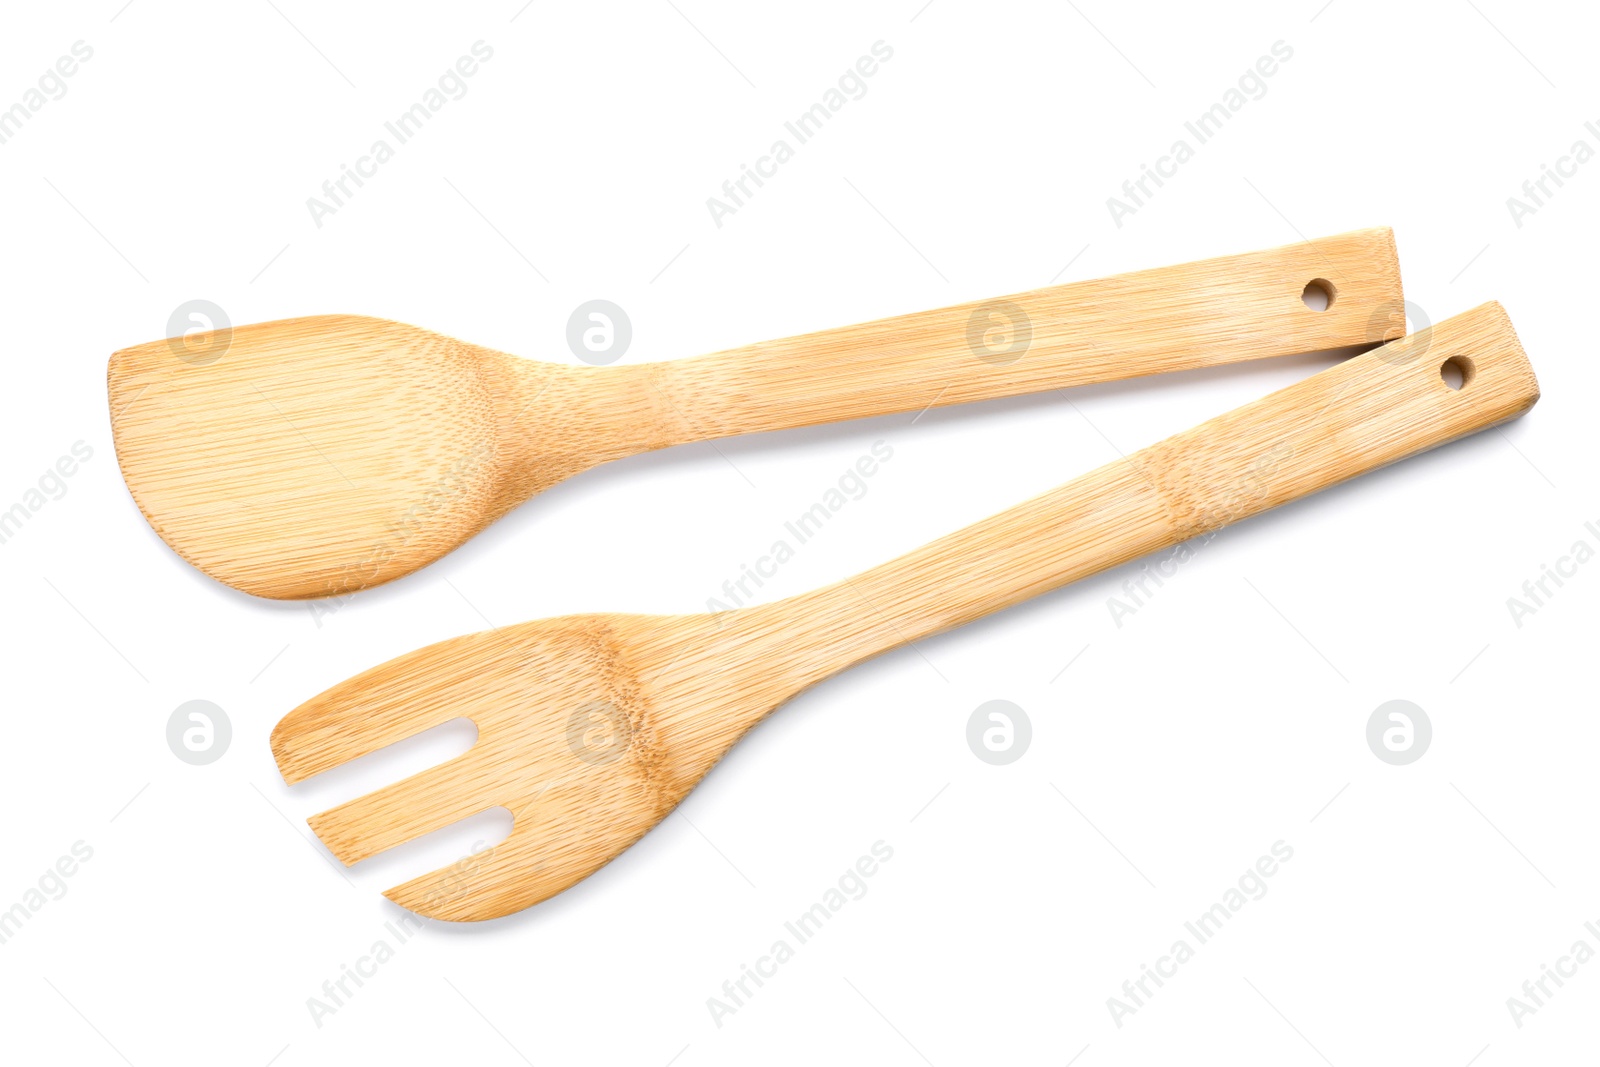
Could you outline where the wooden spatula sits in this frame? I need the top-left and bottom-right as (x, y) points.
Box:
(110, 229), (1402, 600)
(271, 301), (1537, 921)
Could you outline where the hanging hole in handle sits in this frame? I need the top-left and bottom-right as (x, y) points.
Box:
(1301, 279), (1336, 311)
(1440, 356), (1474, 391)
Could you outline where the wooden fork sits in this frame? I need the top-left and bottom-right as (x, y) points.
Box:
(270, 302), (1537, 921)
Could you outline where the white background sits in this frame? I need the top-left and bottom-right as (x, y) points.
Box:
(0, 0), (1595, 1063)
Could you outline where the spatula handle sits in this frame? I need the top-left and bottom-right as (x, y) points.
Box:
(775, 302), (1537, 673)
(655, 229), (1403, 441)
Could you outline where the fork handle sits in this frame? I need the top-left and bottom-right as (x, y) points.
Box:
(651, 228), (1403, 442)
(772, 302), (1537, 675)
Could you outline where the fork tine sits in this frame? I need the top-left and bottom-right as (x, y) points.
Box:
(307, 752), (497, 865)
(382, 776), (683, 920)
(383, 827), (555, 922)
(271, 633), (489, 784)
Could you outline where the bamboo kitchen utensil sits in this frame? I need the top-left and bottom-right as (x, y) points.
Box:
(110, 229), (1402, 600)
(271, 301), (1537, 921)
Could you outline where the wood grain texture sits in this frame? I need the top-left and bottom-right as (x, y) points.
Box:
(111, 229), (1402, 599)
(271, 302), (1537, 922)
